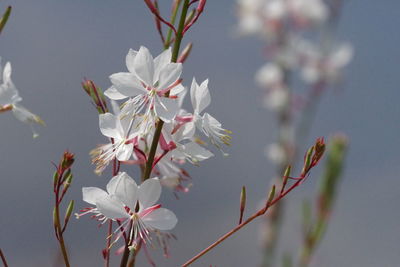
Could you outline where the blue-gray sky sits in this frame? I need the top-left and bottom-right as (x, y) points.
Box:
(0, 0), (399, 266)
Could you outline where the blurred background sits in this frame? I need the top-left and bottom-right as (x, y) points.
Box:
(0, 0), (399, 266)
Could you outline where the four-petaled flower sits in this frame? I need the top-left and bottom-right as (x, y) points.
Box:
(79, 172), (177, 248)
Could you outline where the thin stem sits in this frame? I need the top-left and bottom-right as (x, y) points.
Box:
(142, 0), (190, 182)
(0, 249), (9, 267)
(105, 221), (112, 267)
(182, 177), (305, 267)
(164, 0), (182, 48)
(55, 203), (71, 267)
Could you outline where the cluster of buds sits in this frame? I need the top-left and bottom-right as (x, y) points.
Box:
(52, 151), (75, 267)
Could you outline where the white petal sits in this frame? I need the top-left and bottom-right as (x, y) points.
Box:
(190, 78), (210, 114)
(157, 63), (182, 90)
(142, 208), (177, 230)
(104, 86), (128, 100)
(116, 143), (133, 162)
(109, 72), (146, 96)
(0, 84), (21, 106)
(12, 104), (43, 125)
(154, 48), (172, 81)
(154, 97), (179, 123)
(174, 121), (195, 141)
(138, 178), (161, 209)
(182, 142), (214, 161)
(133, 46), (154, 86)
(96, 196), (129, 219)
(99, 113), (120, 139)
(126, 48), (138, 74)
(3, 62), (12, 84)
(107, 172), (138, 211)
(82, 187), (108, 205)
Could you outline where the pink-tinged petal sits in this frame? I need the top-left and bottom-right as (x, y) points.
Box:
(104, 86), (128, 100)
(174, 121), (195, 141)
(157, 63), (182, 90)
(126, 48), (138, 74)
(109, 72), (146, 96)
(133, 46), (154, 86)
(154, 97), (179, 123)
(96, 196), (129, 219)
(154, 48), (172, 81)
(107, 172), (138, 211)
(116, 143), (133, 162)
(142, 208), (177, 230)
(82, 187), (108, 205)
(99, 113), (120, 139)
(138, 178), (161, 209)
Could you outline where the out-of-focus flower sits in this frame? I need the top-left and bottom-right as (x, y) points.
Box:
(105, 46), (183, 126)
(0, 60), (44, 137)
(299, 42), (353, 84)
(78, 172), (177, 248)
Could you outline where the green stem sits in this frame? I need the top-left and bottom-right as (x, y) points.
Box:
(142, 0), (190, 182)
(55, 205), (71, 267)
(0, 6), (11, 35)
(164, 0), (182, 49)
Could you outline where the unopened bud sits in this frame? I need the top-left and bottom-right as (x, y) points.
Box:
(197, 0), (207, 12)
(64, 200), (75, 224)
(239, 186), (246, 224)
(185, 9), (196, 26)
(267, 185), (276, 205)
(0, 6), (11, 35)
(302, 146), (314, 175)
(177, 42), (193, 63)
(61, 151), (74, 170)
(53, 171), (59, 189)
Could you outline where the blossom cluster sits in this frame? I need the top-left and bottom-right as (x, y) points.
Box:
(80, 46), (230, 249)
(236, 0), (352, 166)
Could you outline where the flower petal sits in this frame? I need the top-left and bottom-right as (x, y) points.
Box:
(190, 78), (210, 114)
(107, 172), (138, 211)
(96, 196), (129, 219)
(154, 48), (172, 81)
(138, 178), (161, 209)
(142, 208), (177, 230)
(133, 46), (154, 86)
(157, 63), (182, 90)
(104, 86), (128, 100)
(82, 187), (108, 205)
(126, 48), (138, 74)
(116, 143), (133, 162)
(109, 72), (146, 96)
(99, 113), (120, 139)
(154, 97), (179, 123)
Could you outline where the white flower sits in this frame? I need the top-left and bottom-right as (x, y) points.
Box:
(91, 110), (138, 174)
(300, 42), (353, 84)
(0, 60), (44, 137)
(189, 78), (231, 152)
(164, 121), (214, 164)
(79, 172), (177, 247)
(105, 46), (183, 125)
(255, 62), (284, 88)
(288, 0), (328, 26)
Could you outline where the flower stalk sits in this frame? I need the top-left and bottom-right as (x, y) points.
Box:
(181, 138), (325, 266)
(52, 151), (75, 267)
